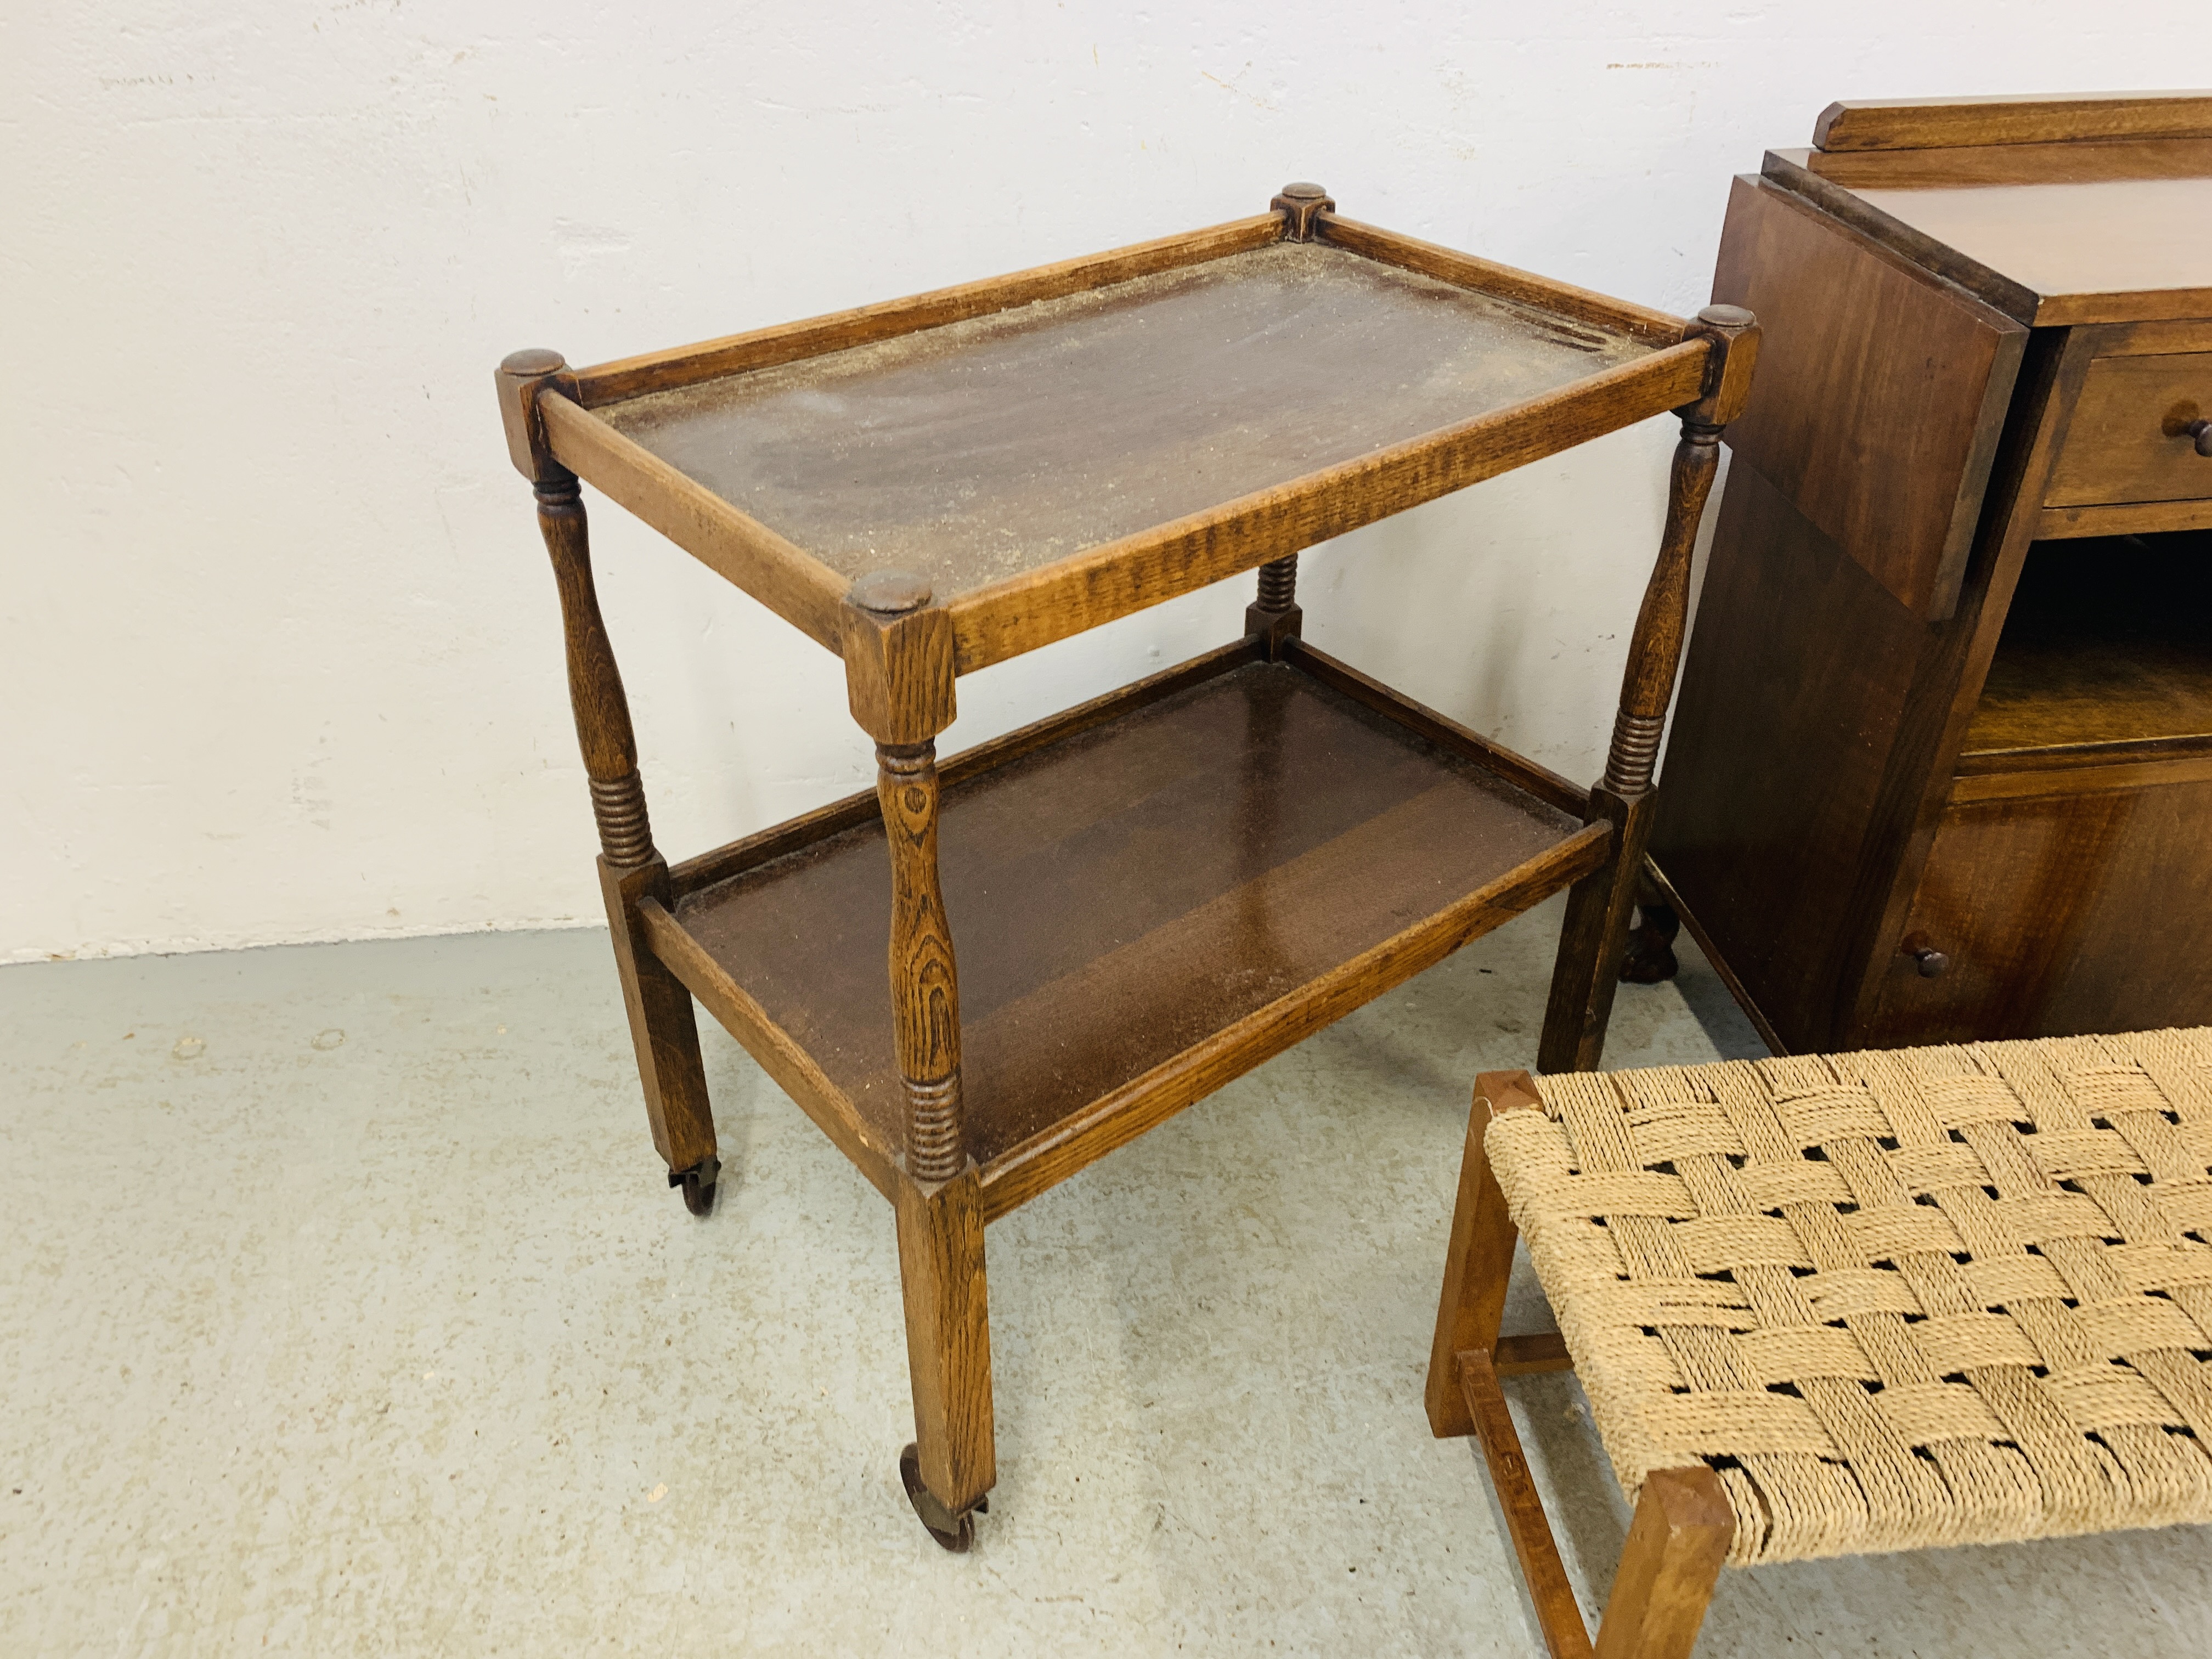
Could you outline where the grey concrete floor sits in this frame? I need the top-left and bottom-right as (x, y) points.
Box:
(3, 899), (2208, 1656)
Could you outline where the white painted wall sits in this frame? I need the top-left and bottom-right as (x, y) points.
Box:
(3, 6), (2192, 961)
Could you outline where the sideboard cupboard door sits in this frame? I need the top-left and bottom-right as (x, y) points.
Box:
(1712, 176), (2028, 620)
(1867, 765), (2212, 1043)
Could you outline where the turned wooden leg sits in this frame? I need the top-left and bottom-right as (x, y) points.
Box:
(1592, 1469), (1733, 1659)
(1540, 306), (1756, 1074)
(1246, 553), (1304, 659)
(877, 736), (995, 1547)
(498, 351), (718, 1211)
(843, 569), (996, 1547)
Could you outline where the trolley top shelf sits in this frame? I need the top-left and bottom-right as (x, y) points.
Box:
(597, 243), (1647, 597)
(511, 190), (1714, 673)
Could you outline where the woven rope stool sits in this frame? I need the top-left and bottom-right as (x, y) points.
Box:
(1426, 1029), (2212, 1658)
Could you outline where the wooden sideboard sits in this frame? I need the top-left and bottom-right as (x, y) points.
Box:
(1650, 92), (2212, 1053)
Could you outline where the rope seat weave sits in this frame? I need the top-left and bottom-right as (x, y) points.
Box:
(1487, 1028), (2212, 1565)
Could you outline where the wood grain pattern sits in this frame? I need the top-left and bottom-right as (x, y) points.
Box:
(667, 640), (1261, 899)
(1758, 147), (2041, 325)
(1537, 343), (1751, 1075)
(1538, 785), (1650, 1074)
(894, 1169), (995, 1517)
(2038, 499), (2212, 538)
(495, 349), (578, 484)
(843, 602), (958, 746)
(980, 824), (1606, 1221)
(1950, 749), (2212, 802)
(573, 215), (1283, 404)
(947, 342), (1708, 672)
(1661, 105), (2212, 1059)
(1459, 1350), (1597, 1659)
(670, 661), (1597, 1207)
(1808, 136), (2212, 189)
(532, 475), (642, 820)
(1832, 330), (2091, 1043)
(878, 742), (966, 1183)
(1282, 639), (1587, 815)
(1871, 774), (2212, 1042)
(1316, 213), (1686, 345)
(1765, 148), (2212, 329)
(517, 430), (721, 1186)
(1649, 456), (1928, 1054)
(1814, 92), (2212, 153)
(1606, 419), (1722, 792)
(1963, 532), (2212, 753)
(1591, 1468), (1733, 1659)
(601, 860), (717, 1176)
(2043, 352), (2212, 506)
(592, 242), (1664, 625)
(1712, 174), (2026, 619)
(2091, 318), (2212, 357)
(637, 896), (896, 1197)
(1494, 1332), (1575, 1376)
(1639, 856), (1790, 1056)
(538, 391), (849, 651)
(1425, 1070), (1541, 1438)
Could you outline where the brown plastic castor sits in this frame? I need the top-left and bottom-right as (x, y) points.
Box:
(899, 1442), (986, 1551)
(670, 1154), (720, 1217)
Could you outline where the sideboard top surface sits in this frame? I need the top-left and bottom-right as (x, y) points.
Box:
(1780, 159), (2212, 325)
(1762, 93), (2212, 324)
(594, 242), (1650, 598)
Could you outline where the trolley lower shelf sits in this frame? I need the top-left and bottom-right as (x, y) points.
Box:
(643, 639), (1607, 1217)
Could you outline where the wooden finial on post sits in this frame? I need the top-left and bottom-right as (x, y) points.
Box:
(1272, 181), (1335, 241)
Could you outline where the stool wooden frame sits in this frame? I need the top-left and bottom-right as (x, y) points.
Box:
(495, 185), (1756, 1548)
(1430, 1070), (1732, 1659)
(1430, 1036), (2212, 1655)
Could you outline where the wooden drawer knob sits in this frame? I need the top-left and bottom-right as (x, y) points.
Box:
(2188, 416), (2212, 458)
(1900, 932), (1950, 978)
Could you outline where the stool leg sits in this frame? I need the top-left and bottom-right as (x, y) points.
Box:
(1592, 1468), (1733, 1659)
(1427, 1070), (1541, 1437)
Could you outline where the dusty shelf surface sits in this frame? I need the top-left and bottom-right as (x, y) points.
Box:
(600, 241), (1649, 596)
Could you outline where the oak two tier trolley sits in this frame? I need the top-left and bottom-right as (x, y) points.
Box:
(493, 184), (1757, 1549)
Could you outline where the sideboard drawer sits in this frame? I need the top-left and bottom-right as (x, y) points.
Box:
(2046, 350), (2212, 506)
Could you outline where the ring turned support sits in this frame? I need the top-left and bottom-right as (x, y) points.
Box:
(496, 349), (720, 1210)
(1538, 306), (1759, 1074)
